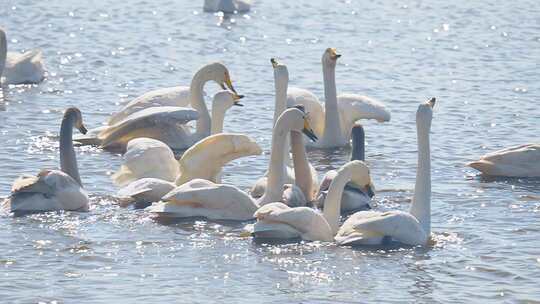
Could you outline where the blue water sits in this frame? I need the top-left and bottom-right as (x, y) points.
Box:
(1, 0), (539, 303)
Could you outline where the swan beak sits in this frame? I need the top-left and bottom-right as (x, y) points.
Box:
(271, 58), (279, 68)
(78, 124), (88, 135)
(366, 183), (375, 198)
(302, 120), (318, 142)
(233, 94), (244, 106)
(427, 97), (436, 108)
(223, 75), (238, 95)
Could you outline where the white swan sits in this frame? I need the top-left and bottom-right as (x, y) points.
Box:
(249, 160), (373, 241)
(117, 133), (262, 207)
(0, 28), (45, 85)
(107, 62), (238, 125)
(111, 90), (245, 186)
(335, 98), (436, 246)
(2, 108), (88, 214)
(467, 144), (540, 177)
(287, 48), (391, 148)
(203, 0), (251, 13)
(250, 58), (319, 201)
(317, 124), (374, 213)
(146, 107), (317, 220)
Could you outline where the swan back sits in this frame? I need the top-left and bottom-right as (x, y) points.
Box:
(467, 144), (540, 177)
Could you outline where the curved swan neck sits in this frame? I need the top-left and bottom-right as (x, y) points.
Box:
(290, 131), (313, 201)
(410, 118), (431, 236)
(322, 168), (351, 234)
(190, 67), (212, 137)
(60, 114), (82, 186)
(350, 125), (365, 161)
(0, 29), (6, 79)
(322, 61), (343, 142)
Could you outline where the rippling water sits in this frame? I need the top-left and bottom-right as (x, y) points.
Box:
(1, 0), (540, 302)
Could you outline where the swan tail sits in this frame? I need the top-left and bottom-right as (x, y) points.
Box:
(73, 133), (103, 146)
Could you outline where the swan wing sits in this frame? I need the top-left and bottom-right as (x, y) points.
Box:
(108, 86), (191, 125)
(112, 138), (179, 186)
(287, 87), (325, 137)
(4, 50), (45, 84)
(337, 94), (391, 137)
(98, 107), (198, 150)
(254, 203), (333, 241)
(8, 170), (88, 212)
(336, 210), (427, 246)
(175, 133), (262, 185)
(468, 144), (540, 177)
(149, 179), (258, 220)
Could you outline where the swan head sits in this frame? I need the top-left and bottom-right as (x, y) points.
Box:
(64, 107), (87, 134)
(213, 90), (245, 112)
(341, 160), (375, 198)
(200, 62), (238, 95)
(277, 107), (318, 142)
(417, 97), (435, 131)
(322, 48), (341, 67)
(292, 105), (318, 142)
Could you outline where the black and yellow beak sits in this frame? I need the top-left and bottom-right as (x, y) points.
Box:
(233, 94), (244, 106)
(330, 48), (341, 60)
(78, 124), (88, 135)
(302, 119), (318, 142)
(271, 58), (279, 68)
(427, 97), (436, 108)
(220, 73), (238, 95)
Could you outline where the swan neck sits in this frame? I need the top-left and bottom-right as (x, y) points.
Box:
(60, 115), (82, 186)
(322, 168), (350, 234)
(273, 70), (288, 127)
(190, 70), (211, 137)
(290, 131), (313, 201)
(322, 63), (343, 141)
(260, 117), (289, 204)
(410, 122), (431, 236)
(0, 30), (6, 79)
(351, 127), (365, 161)
(210, 105), (226, 134)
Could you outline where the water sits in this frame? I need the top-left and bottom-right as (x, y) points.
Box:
(1, 0), (540, 302)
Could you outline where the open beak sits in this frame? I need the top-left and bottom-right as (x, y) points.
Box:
(302, 119), (318, 142)
(366, 183), (375, 198)
(78, 124), (88, 135)
(233, 94), (244, 106)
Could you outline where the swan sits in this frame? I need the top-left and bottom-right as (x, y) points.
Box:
(335, 98), (436, 246)
(107, 62), (238, 125)
(287, 48), (391, 148)
(249, 160), (374, 241)
(117, 133), (262, 207)
(111, 90), (245, 186)
(467, 144), (540, 177)
(203, 0), (251, 13)
(2, 108), (88, 214)
(0, 28), (45, 85)
(316, 123), (375, 213)
(250, 58), (319, 201)
(146, 107), (318, 220)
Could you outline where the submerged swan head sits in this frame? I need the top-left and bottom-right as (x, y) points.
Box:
(322, 48), (341, 67)
(64, 107), (87, 134)
(342, 160), (375, 197)
(197, 62), (238, 94)
(0, 28), (6, 79)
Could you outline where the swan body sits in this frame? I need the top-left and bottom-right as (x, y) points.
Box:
(3, 108), (88, 213)
(335, 98), (436, 247)
(111, 91), (245, 186)
(108, 86), (191, 125)
(147, 108), (317, 220)
(0, 28), (45, 85)
(118, 178), (175, 207)
(97, 106), (199, 151)
(287, 48), (390, 148)
(317, 124), (374, 212)
(467, 144), (540, 177)
(250, 161), (374, 242)
(147, 179), (258, 221)
(250, 59), (319, 202)
(203, 0), (251, 13)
